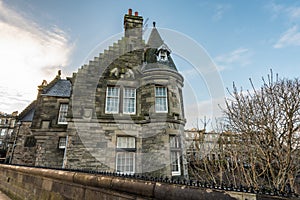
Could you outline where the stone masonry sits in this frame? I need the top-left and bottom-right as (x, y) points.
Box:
(11, 9), (187, 178)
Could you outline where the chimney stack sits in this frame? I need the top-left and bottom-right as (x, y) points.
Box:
(124, 9), (143, 39)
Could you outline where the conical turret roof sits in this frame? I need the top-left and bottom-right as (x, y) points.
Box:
(143, 24), (177, 71)
(147, 25), (164, 49)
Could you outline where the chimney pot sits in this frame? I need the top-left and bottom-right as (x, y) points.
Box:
(128, 9), (132, 15)
(135, 11), (138, 16)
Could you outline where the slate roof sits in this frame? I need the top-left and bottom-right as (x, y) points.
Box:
(19, 101), (36, 122)
(147, 27), (164, 49)
(143, 27), (177, 71)
(42, 79), (72, 97)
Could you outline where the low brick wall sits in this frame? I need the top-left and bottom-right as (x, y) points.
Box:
(0, 164), (296, 200)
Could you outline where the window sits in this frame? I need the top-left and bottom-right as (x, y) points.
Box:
(105, 87), (120, 114)
(170, 135), (181, 176)
(24, 136), (36, 147)
(116, 136), (136, 174)
(58, 137), (67, 149)
(0, 129), (6, 136)
(123, 88), (136, 114)
(58, 104), (68, 124)
(105, 86), (136, 114)
(8, 129), (13, 136)
(158, 50), (168, 61)
(155, 87), (168, 113)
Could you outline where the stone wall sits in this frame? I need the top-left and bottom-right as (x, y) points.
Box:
(66, 26), (187, 177)
(11, 122), (36, 166)
(66, 121), (186, 178)
(30, 94), (69, 167)
(0, 164), (296, 200)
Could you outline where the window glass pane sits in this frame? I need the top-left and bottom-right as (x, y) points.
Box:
(58, 104), (68, 124)
(106, 87), (119, 113)
(59, 137), (66, 149)
(155, 87), (168, 112)
(123, 88), (136, 114)
(117, 137), (136, 148)
(116, 152), (134, 174)
(170, 135), (181, 175)
(170, 136), (180, 148)
(171, 151), (179, 171)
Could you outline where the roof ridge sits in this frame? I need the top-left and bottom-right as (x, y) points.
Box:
(41, 74), (61, 94)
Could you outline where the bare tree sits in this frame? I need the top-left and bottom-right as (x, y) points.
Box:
(223, 72), (300, 193)
(188, 72), (300, 194)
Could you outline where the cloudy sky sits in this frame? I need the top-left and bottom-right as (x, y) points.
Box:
(1, 0), (300, 129)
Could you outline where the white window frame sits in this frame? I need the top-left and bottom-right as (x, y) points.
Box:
(105, 87), (120, 114)
(123, 88), (136, 114)
(170, 135), (181, 176)
(158, 50), (168, 61)
(117, 136), (135, 148)
(116, 136), (136, 175)
(155, 86), (168, 113)
(58, 104), (68, 124)
(116, 152), (135, 175)
(58, 137), (66, 149)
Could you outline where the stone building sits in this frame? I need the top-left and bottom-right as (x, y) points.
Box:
(8, 101), (36, 165)
(184, 129), (219, 161)
(11, 9), (187, 178)
(0, 111), (18, 162)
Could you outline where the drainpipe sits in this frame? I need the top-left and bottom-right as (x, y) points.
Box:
(9, 121), (21, 164)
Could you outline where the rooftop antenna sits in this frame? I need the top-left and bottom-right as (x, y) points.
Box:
(142, 17), (149, 35)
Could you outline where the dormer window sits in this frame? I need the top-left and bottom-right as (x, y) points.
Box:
(158, 50), (168, 61)
(156, 43), (171, 62)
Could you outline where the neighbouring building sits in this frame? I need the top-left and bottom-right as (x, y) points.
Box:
(184, 128), (224, 179)
(184, 128), (220, 162)
(11, 9), (187, 178)
(0, 111), (18, 162)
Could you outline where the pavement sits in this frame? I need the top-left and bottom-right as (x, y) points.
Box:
(0, 191), (11, 200)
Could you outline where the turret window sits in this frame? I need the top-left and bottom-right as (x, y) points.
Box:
(156, 43), (171, 62)
(158, 50), (168, 61)
(155, 86), (168, 113)
(170, 135), (181, 176)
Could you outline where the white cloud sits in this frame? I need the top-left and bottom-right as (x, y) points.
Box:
(286, 7), (300, 19)
(267, 2), (300, 21)
(214, 48), (252, 70)
(212, 4), (231, 21)
(274, 25), (300, 48)
(0, 1), (74, 113)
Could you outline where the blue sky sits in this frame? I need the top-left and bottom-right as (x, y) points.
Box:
(1, 0), (300, 129)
